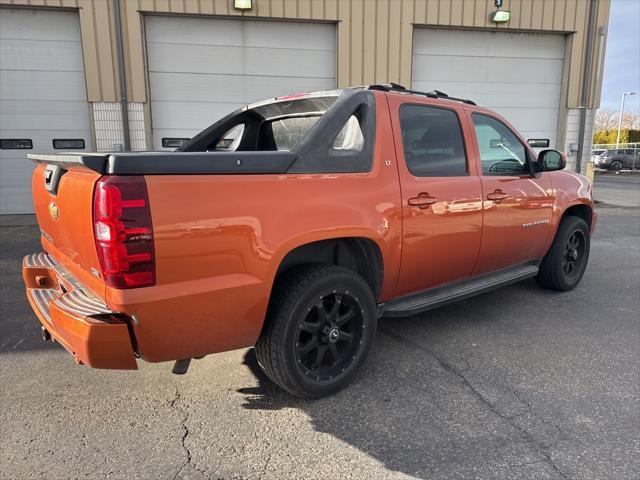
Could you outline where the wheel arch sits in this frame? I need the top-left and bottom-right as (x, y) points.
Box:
(273, 236), (385, 301)
(561, 203), (593, 231)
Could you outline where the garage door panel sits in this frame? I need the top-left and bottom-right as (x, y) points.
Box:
(145, 16), (335, 51)
(412, 28), (564, 150)
(1, 39), (84, 71)
(149, 72), (335, 104)
(147, 43), (334, 78)
(0, 101), (90, 130)
(411, 81), (562, 108)
(150, 102), (241, 130)
(413, 30), (564, 59)
(0, 8), (82, 42)
(1, 70), (88, 101)
(413, 56), (563, 84)
(0, 187), (34, 215)
(146, 16), (336, 149)
(485, 107), (558, 131)
(0, 157), (36, 187)
(1, 8), (90, 214)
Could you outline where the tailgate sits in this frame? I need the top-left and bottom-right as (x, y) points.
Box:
(29, 153), (108, 300)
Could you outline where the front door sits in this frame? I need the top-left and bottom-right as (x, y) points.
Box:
(469, 112), (554, 275)
(390, 98), (483, 297)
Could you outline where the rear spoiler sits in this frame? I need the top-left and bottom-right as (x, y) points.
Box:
(27, 153), (108, 173)
(27, 151), (297, 175)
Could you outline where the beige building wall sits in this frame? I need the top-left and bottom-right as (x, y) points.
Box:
(0, 0), (611, 107)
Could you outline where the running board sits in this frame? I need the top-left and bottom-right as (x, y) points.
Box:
(381, 263), (540, 317)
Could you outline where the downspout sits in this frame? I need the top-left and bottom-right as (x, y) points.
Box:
(575, 0), (598, 173)
(113, 0), (131, 151)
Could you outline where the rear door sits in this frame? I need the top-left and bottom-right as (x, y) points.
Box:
(468, 112), (554, 275)
(388, 95), (483, 297)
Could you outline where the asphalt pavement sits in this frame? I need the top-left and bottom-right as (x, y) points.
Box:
(1, 207), (639, 480)
(593, 173), (640, 207)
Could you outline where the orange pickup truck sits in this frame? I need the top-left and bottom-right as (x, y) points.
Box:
(23, 84), (595, 398)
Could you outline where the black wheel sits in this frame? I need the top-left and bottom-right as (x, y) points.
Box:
(536, 216), (590, 291)
(255, 264), (377, 399)
(609, 160), (623, 172)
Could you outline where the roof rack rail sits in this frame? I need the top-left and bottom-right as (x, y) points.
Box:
(368, 83), (476, 106)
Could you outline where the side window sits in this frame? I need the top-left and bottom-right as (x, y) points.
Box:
(399, 105), (467, 177)
(332, 115), (364, 152)
(472, 114), (528, 175)
(213, 124), (244, 151)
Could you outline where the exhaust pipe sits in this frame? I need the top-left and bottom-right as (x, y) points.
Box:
(41, 326), (52, 342)
(172, 358), (191, 375)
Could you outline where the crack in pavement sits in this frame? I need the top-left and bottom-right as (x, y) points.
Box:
(169, 387), (212, 480)
(381, 327), (570, 480)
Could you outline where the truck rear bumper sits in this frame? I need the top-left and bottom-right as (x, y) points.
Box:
(22, 252), (137, 370)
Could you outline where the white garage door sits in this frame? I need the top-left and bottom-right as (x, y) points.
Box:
(412, 29), (565, 149)
(145, 16), (336, 150)
(0, 8), (91, 214)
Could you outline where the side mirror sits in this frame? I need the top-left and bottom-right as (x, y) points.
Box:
(538, 149), (566, 172)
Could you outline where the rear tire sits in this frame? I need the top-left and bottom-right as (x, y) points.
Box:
(536, 216), (590, 291)
(609, 160), (623, 172)
(255, 264), (377, 399)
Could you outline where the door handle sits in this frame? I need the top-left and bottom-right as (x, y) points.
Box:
(408, 192), (437, 209)
(487, 189), (508, 202)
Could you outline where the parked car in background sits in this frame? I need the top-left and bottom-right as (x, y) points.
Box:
(595, 149), (639, 171)
(591, 149), (606, 162)
(22, 85), (596, 398)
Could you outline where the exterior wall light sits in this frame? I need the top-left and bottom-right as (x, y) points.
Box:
(234, 0), (252, 10)
(490, 10), (511, 23)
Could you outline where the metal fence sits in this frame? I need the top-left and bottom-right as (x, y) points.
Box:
(592, 142), (640, 151)
(591, 143), (639, 171)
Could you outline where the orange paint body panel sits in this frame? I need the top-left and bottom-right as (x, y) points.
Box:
(22, 254), (137, 369)
(23, 89), (596, 369)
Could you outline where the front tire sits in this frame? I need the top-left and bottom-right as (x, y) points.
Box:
(536, 216), (590, 291)
(255, 264), (377, 399)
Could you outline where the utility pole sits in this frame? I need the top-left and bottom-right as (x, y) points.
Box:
(616, 92), (636, 147)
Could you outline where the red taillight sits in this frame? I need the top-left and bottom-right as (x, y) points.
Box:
(93, 176), (155, 289)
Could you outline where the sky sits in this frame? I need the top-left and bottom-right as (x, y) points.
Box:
(599, 0), (640, 111)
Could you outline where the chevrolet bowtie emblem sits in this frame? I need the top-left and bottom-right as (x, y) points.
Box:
(48, 202), (59, 221)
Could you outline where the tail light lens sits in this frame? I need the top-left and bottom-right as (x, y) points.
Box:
(93, 176), (155, 289)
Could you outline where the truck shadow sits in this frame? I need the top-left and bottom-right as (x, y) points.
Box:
(0, 225), (59, 354)
(237, 282), (544, 479)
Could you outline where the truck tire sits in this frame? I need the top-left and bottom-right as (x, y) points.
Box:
(536, 216), (590, 291)
(255, 264), (377, 399)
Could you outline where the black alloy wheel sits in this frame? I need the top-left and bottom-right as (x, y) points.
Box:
(562, 230), (586, 278)
(295, 292), (364, 382)
(256, 264), (377, 398)
(537, 216), (590, 291)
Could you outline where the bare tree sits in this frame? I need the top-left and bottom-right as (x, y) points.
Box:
(595, 109), (618, 131)
(595, 109), (640, 131)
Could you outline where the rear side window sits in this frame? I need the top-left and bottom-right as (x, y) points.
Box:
(472, 114), (528, 175)
(399, 105), (467, 176)
(214, 124), (245, 151)
(332, 115), (365, 152)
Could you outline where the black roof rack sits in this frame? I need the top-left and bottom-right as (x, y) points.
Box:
(368, 83), (476, 106)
